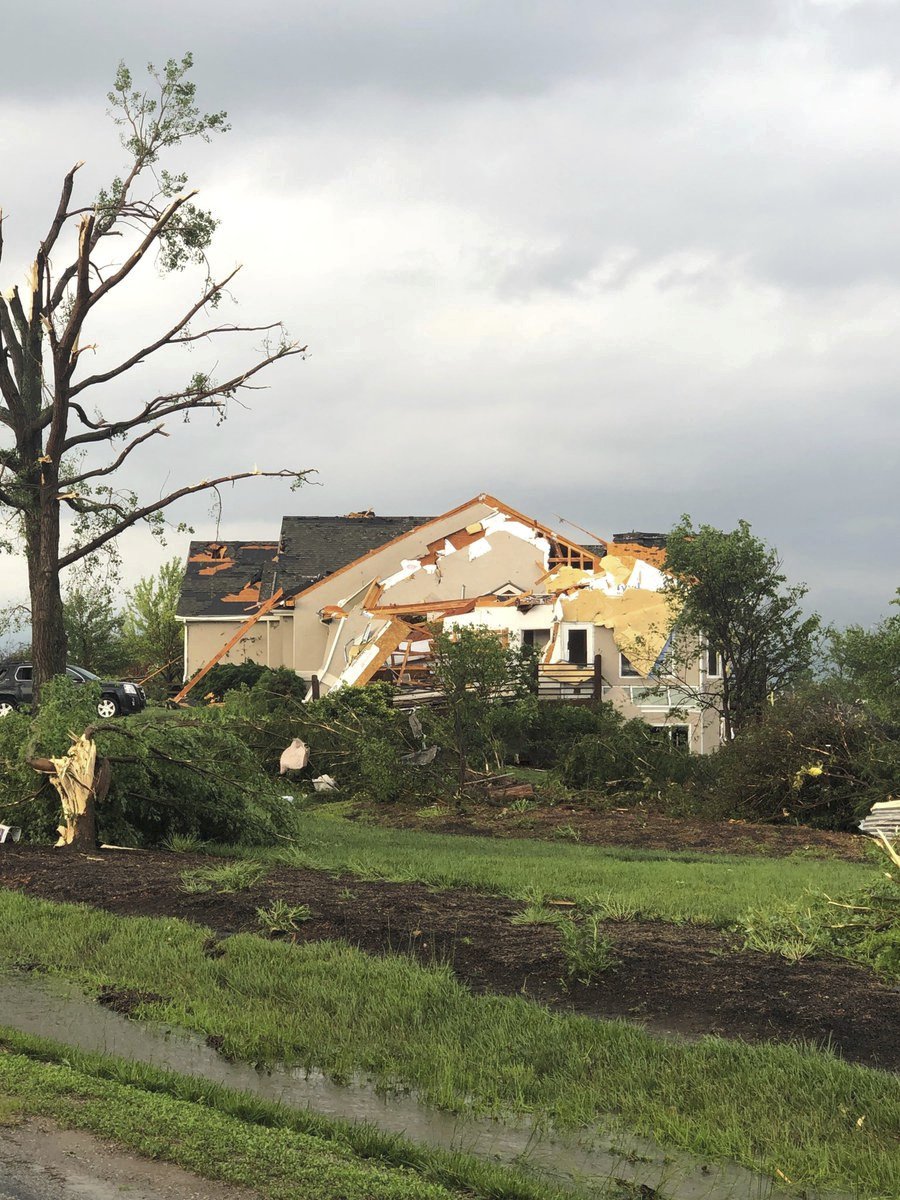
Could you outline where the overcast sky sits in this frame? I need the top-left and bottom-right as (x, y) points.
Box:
(2, 0), (898, 627)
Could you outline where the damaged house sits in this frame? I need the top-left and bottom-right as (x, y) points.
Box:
(177, 494), (722, 753)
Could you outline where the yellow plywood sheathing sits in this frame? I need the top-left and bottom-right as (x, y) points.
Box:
(558, 588), (676, 676)
(545, 566), (590, 593)
(595, 554), (634, 587)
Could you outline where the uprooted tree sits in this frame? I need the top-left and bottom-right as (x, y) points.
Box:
(0, 53), (307, 702)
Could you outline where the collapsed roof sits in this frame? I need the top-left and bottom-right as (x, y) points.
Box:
(178, 541), (279, 618)
(305, 505), (675, 691)
(178, 514), (431, 618)
(177, 497), (676, 696)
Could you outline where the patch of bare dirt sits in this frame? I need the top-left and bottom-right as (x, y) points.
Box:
(97, 985), (165, 1016)
(0, 846), (896, 1073)
(357, 800), (870, 861)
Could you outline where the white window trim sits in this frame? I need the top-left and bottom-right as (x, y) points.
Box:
(650, 723), (692, 750)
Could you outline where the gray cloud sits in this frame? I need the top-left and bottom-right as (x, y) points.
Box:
(1, 0), (898, 629)
(2, 1), (784, 105)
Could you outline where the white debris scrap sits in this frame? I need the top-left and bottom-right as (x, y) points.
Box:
(279, 738), (309, 774)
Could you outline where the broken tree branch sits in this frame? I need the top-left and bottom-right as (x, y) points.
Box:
(57, 468), (311, 569)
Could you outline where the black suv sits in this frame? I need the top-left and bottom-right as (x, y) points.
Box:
(0, 663), (147, 719)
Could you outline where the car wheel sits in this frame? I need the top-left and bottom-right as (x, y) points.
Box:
(96, 697), (119, 719)
(0, 699), (17, 718)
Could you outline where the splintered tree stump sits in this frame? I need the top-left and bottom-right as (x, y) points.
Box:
(28, 731), (111, 852)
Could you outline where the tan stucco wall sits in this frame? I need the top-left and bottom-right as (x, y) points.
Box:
(182, 616), (290, 678)
(291, 500), (499, 675)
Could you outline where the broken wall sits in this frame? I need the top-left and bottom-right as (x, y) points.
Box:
(290, 499), (499, 675)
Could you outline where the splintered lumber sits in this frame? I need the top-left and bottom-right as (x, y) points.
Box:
(172, 587), (284, 705)
(489, 784), (536, 802)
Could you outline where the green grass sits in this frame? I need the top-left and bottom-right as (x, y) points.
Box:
(222, 809), (876, 927)
(1, 889), (898, 1197)
(180, 860), (267, 894)
(256, 899), (313, 934)
(0, 1028), (580, 1200)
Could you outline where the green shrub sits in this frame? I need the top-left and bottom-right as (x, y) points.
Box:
(491, 699), (701, 804)
(200, 661), (269, 699)
(517, 701), (602, 767)
(559, 706), (695, 795)
(704, 684), (886, 830)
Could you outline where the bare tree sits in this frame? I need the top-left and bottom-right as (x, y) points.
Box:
(0, 54), (307, 700)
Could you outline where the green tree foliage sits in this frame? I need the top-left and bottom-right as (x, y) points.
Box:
(430, 627), (535, 787)
(0, 53), (306, 702)
(0, 676), (289, 845)
(663, 517), (820, 738)
(828, 590), (900, 724)
(202, 661), (268, 699)
(225, 678), (427, 804)
(705, 683), (893, 829)
(559, 707), (696, 795)
(121, 558), (185, 694)
(63, 571), (125, 677)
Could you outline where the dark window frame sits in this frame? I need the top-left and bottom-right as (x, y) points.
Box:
(619, 653), (641, 678)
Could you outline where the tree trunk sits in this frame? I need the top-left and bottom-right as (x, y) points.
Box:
(68, 755), (110, 852)
(24, 456), (68, 704)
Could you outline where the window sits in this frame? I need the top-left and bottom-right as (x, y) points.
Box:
(670, 725), (690, 751)
(650, 724), (690, 751)
(706, 645), (723, 677)
(620, 653), (641, 678)
(522, 629), (551, 650)
(14, 666), (32, 682)
(567, 629), (588, 664)
(630, 686), (668, 708)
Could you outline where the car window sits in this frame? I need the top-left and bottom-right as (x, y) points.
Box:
(66, 668), (84, 683)
(74, 667), (102, 682)
(15, 666), (32, 682)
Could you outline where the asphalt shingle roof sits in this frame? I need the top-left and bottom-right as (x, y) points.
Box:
(177, 541), (280, 618)
(274, 515), (432, 596)
(178, 516), (434, 618)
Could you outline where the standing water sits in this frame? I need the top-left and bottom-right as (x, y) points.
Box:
(0, 973), (836, 1200)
